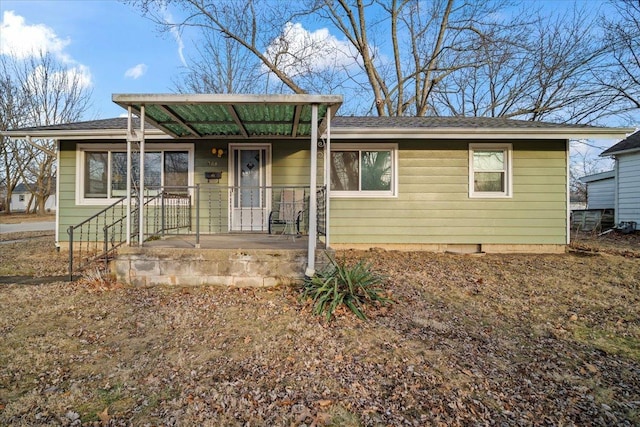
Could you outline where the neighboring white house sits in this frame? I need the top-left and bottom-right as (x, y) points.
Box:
(601, 130), (640, 228)
(580, 170), (615, 210)
(10, 182), (57, 212)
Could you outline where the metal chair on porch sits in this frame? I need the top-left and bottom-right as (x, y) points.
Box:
(268, 188), (305, 235)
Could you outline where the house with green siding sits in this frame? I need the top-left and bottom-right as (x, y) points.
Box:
(2, 94), (632, 285)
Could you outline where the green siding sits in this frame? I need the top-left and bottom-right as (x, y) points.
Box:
(57, 138), (568, 246)
(329, 139), (568, 245)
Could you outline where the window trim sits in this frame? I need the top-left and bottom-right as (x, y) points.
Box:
(329, 143), (398, 198)
(76, 143), (194, 205)
(468, 143), (512, 198)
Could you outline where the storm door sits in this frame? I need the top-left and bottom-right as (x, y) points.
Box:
(230, 145), (271, 231)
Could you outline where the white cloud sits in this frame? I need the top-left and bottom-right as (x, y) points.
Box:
(26, 63), (93, 93)
(0, 10), (70, 59)
(124, 63), (148, 79)
(264, 22), (359, 77)
(0, 11), (92, 90)
(67, 64), (93, 89)
(160, 9), (187, 67)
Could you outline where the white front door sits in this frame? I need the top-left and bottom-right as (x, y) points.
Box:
(230, 145), (271, 231)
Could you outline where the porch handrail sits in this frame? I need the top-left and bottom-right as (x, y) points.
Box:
(67, 196), (128, 280)
(66, 184), (327, 280)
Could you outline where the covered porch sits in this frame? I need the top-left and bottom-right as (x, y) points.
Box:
(105, 94), (341, 284)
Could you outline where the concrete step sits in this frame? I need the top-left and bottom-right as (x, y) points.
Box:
(112, 247), (332, 287)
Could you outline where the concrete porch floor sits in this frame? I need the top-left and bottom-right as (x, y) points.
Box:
(141, 233), (317, 250)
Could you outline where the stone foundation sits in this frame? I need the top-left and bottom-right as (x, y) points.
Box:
(112, 247), (331, 287)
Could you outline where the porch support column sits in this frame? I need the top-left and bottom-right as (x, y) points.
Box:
(324, 107), (331, 248)
(138, 105), (145, 247)
(306, 103), (318, 277)
(126, 107), (132, 245)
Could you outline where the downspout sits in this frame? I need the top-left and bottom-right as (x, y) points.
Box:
(138, 105), (145, 246)
(55, 139), (60, 249)
(614, 155), (619, 225)
(306, 104), (318, 277)
(566, 139), (570, 245)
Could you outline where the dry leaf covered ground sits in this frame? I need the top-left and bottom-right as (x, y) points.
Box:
(0, 232), (639, 426)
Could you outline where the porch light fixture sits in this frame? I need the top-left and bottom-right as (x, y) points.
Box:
(212, 147), (225, 157)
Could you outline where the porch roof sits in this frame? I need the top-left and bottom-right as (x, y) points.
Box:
(112, 94), (343, 139)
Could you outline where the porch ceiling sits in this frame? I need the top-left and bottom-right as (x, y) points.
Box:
(112, 94), (343, 139)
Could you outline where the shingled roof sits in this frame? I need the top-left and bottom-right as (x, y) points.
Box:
(11, 117), (154, 132)
(601, 130), (640, 156)
(9, 116), (611, 132)
(332, 116), (601, 129)
(3, 115), (630, 140)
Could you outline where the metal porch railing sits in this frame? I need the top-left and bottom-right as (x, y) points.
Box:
(66, 185), (326, 280)
(67, 190), (191, 280)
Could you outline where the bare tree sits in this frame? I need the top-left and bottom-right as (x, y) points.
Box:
(569, 140), (614, 205)
(172, 21), (264, 93)
(597, 0), (640, 118)
(135, 0), (619, 120)
(0, 52), (92, 214)
(0, 56), (32, 214)
(431, 5), (623, 124)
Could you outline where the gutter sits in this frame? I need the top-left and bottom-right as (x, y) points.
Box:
(1, 129), (169, 140)
(600, 147), (640, 157)
(330, 126), (635, 140)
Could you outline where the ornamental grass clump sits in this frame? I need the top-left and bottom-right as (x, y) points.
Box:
(301, 256), (392, 321)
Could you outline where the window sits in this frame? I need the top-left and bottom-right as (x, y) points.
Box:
(18, 194), (25, 202)
(330, 144), (397, 197)
(77, 144), (192, 204)
(469, 143), (512, 198)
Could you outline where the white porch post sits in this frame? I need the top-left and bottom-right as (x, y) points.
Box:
(138, 105), (145, 246)
(324, 107), (331, 248)
(306, 104), (318, 277)
(126, 107), (132, 245)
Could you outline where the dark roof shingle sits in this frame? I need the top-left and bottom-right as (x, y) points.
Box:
(10, 115), (605, 133)
(601, 130), (640, 156)
(332, 116), (600, 129)
(12, 117), (154, 132)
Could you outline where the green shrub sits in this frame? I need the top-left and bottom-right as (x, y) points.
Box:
(301, 255), (392, 321)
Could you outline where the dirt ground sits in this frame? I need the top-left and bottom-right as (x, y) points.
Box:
(0, 212), (56, 224)
(0, 232), (638, 426)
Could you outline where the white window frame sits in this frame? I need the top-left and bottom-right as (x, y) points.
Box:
(76, 143), (194, 205)
(469, 143), (513, 198)
(329, 143), (398, 198)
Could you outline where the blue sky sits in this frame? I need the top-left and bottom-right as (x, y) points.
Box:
(0, 0), (632, 130)
(1, 0), (189, 119)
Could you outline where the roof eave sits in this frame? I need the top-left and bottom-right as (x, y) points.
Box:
(330, 126), (635, 140)
(1, 129), (170, 140)
(600, 147), (640, 157)
(112, 93), (343, 106)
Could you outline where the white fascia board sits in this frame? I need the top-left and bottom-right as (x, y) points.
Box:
(1, 129), (170, 140)
(600, 147), (640, 157)
(112, 93), (343, 106)
(329, 127), (635, 140)
(579, 170), (615, 183)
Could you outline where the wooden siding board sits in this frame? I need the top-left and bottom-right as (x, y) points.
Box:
(617, 153), (640, 223)
(57, 138), (568, 246)
(329, 139), (567, 245)
(586, 178), (615, 209)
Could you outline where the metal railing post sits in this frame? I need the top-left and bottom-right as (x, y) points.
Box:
(161, 190), (166, 236)
(104, 225), (109, 273)
(67, 226), (74, 281)
(196, 184), (201, 248)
